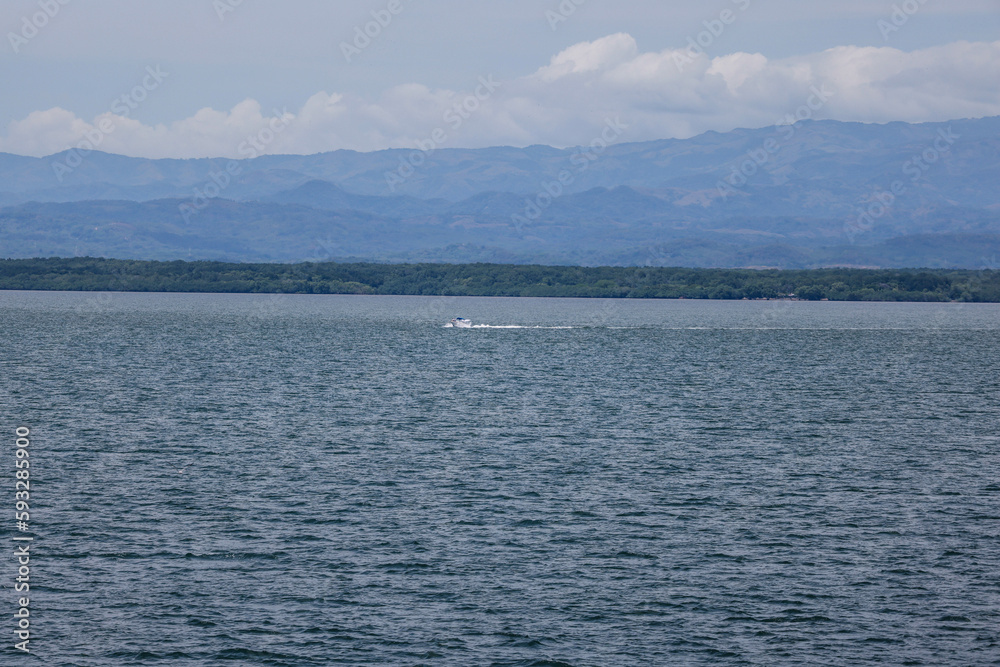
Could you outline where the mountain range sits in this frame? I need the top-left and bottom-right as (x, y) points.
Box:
(1, 116), (998, 269)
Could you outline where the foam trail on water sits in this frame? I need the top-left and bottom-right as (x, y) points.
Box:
(473, 325), (575, 329)
(443, 324), (575, 329)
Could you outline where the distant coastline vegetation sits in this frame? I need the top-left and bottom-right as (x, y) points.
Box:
(1, 257), (998, 302)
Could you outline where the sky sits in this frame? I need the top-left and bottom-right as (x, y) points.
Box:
(2, 0), (999, 158)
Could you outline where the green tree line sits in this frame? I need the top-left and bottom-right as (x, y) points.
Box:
(1, 257), (998, 302)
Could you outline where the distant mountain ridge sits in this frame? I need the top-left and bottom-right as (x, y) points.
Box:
(1, 117), (998, 268)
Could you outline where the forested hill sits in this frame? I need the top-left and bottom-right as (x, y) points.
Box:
(1, 258), (998, 302)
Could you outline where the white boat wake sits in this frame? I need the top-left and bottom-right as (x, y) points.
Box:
(444, 323), (575, 329)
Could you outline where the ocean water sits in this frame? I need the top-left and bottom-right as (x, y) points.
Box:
(2, 291), (999, 666)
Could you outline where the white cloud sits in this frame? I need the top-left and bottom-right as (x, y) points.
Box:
(536, 33), (640, 81)
(3, 37), (999, 159)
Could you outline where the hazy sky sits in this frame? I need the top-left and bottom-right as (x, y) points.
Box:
(2, 0), (999, 158)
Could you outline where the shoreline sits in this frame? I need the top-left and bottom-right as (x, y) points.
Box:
(1, 257), (997, 303)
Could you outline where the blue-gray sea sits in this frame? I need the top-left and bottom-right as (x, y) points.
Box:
(2, 291), (999, 666)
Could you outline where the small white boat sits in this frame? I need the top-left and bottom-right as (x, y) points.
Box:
(449, 317), (473, 328)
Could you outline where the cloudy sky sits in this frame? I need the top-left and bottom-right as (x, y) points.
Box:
(2, 0), (999, 158)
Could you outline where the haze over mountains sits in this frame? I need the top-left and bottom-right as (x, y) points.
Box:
(1, 117), (998, 269)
